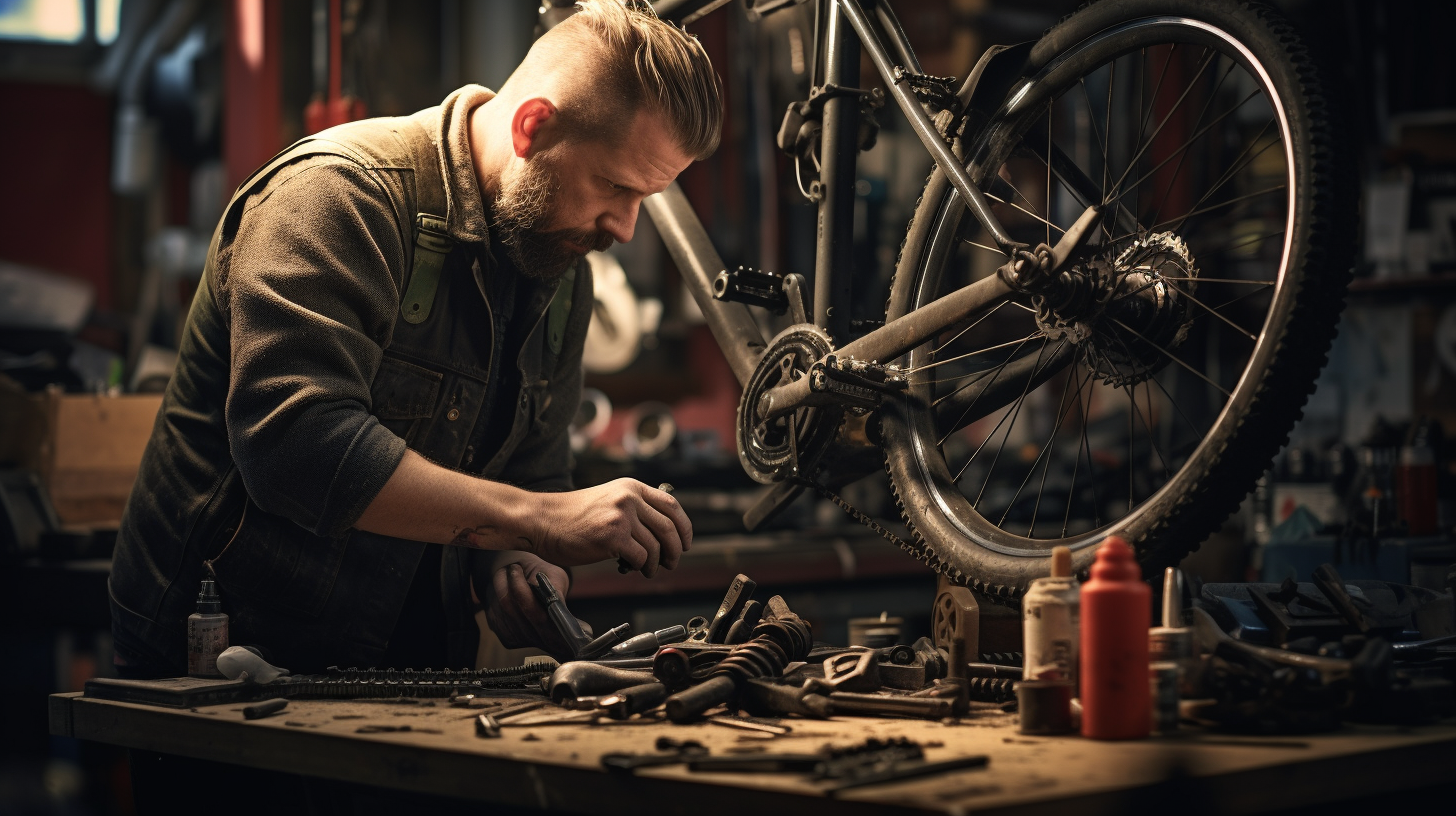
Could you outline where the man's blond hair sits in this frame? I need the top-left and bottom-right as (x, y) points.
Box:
(510, 0), (722, 160)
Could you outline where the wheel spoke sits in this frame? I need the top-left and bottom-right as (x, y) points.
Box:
(1116, 183), (1286, 242)
(1126, 372), (1135, 513)
(972, 338), (1054, 505)
(1150, 59), (1241, 226)
(1107, 48), (1218, 202)
(1220, 229), (1286, 255)
(1151, 370), (1208, 440)
(1112, 84), (1258, 215)
(1060, 357), (1091, 536)
(937, 333), (1038, 446)
(931, 299), (1011, 356)
(1160, 275), (1275, 285)
(1079, 355), (1102, 528)
(984, 191), (1066, 236)
(1011, 352), (1085, 534)
(910, 331), (1043, 377)
(1108, 316), (1233, 398)
(1160, 279), (1257, 340)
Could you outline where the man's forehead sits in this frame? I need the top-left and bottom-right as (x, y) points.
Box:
(594, 111), (693, 190)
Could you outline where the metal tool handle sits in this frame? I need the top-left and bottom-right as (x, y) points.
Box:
(665, 674), (737, 722)
(599, 682), (669, 719)
(533, 573), (591, 656)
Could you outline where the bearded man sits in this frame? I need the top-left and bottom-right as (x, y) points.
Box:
(109, 0), (719, 676)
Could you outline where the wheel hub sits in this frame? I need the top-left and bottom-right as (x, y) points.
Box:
(1035, 231), (1197, 387)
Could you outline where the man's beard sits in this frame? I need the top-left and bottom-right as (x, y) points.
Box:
(493, 151), (614, 282)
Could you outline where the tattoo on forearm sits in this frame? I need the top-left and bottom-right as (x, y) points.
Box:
(449, 524), (497, 548)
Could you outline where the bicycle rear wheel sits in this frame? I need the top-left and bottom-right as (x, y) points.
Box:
(881, 0), (1356, 599)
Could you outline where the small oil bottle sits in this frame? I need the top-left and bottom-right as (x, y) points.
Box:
(187, 577), (229, 678)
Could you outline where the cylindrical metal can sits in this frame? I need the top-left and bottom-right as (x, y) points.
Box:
(1023, 575), (1080, 684)
(1017, 679), (1076, 735)
(1150, 661), (1180, 735)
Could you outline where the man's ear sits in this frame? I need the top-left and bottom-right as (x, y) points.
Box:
(511, 97), (559, 159)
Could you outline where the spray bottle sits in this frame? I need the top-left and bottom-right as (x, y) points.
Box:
(1080, 535), (1150, 740)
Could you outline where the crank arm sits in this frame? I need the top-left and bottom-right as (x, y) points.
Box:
(758, 273), (1013, 422)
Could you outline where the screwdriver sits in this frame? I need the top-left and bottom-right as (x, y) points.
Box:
(617, 482), (675, 574)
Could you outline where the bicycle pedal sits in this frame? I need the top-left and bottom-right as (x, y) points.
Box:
(713, 266), (789, 314)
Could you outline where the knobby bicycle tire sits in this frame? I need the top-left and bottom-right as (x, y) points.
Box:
(879, 0), (1357, 600)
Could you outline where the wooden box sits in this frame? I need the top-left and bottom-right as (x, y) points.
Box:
(0, 379), (162, 526)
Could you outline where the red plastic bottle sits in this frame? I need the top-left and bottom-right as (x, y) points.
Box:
(1079, 535), (1151, 739)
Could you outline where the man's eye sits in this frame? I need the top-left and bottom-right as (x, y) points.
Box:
(605, 180), (626, 192)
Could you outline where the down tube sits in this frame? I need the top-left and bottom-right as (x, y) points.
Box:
(642, 183), (766, 388)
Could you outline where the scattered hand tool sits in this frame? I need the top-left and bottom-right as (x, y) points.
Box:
(823, 754), (990, 795)
(724, 599), (764, 644)
(824, 691), (956, 719)
(475, 713), (502, 738)
(544, 662), (656, 703)
(1311, 564), (1374, 634)
(578, 623), (633, 660)
(741, 677), (833, 719)
(601, 738), (708, 771)
(609, 625), (689, 657)
(696, 574), (757, 644)
(242, 698), (288, 720)
(532, 573), (592, 656)
(666, 596), (813, 722)
(596, 682), (669, 720)
(531, 573), (631, 659)
(618, 483), (677, 574)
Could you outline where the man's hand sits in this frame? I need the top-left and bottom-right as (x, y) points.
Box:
(529, 479), (691, 577)
(482, 554), (583, 661)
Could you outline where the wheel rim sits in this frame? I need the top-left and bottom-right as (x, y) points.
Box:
(897, 18), (1299, 557)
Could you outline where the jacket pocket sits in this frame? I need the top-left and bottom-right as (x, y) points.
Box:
(209, 501), (346, 619)
(370, 353), (442, 444)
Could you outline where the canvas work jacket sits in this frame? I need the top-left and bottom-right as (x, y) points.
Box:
(109, 85), (593, 674)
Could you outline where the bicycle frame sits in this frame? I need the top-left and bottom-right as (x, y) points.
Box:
(644, 0), (1035, 400)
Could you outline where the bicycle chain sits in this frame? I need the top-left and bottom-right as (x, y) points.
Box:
(794, 477), (912, 552)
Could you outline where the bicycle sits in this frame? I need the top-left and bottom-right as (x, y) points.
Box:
(584, 0), (1357, 600)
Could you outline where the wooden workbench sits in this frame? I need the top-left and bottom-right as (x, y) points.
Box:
(48, 689), (1456, 815)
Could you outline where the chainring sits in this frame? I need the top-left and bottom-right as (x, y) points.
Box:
(736, 324), (843, 484)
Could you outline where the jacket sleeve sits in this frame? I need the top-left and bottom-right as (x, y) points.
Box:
(500, 261), (595, 493)
(219, 158), (408, 537)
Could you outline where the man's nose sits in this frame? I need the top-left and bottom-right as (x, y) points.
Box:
(600, 200), (639, 244)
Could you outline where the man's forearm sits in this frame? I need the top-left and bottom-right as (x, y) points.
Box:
(355, 449), (537, 550)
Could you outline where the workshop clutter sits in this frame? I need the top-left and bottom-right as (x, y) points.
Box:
(80, 537), (1456, 795)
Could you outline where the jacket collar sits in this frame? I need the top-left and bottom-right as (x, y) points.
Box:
(432, 84), (496, 245)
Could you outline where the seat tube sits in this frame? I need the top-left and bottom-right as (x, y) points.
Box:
(813, 0), (860, 343)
